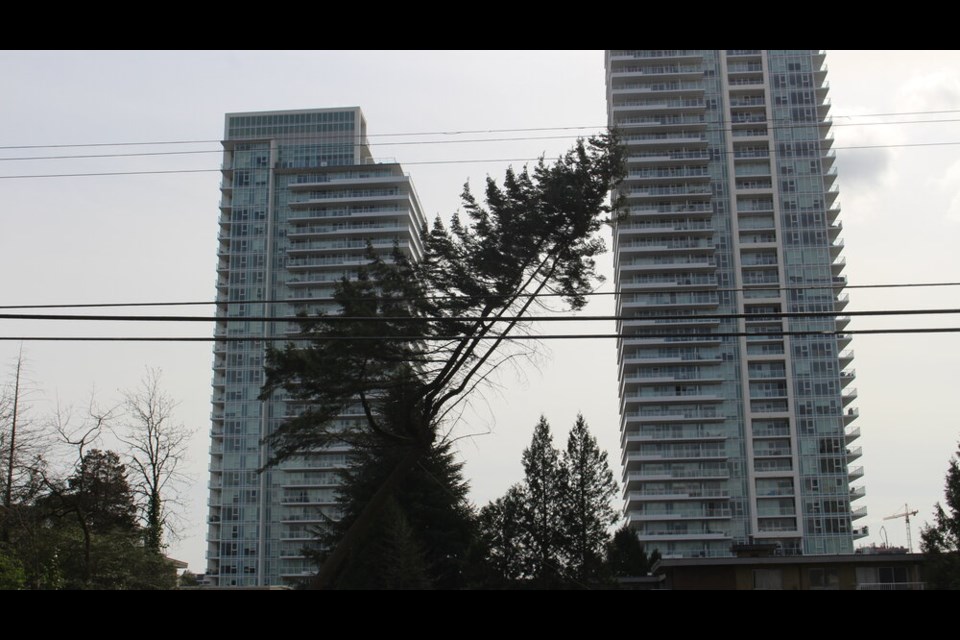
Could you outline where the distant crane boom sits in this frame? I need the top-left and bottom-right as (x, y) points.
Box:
(884, 503), (919, 552)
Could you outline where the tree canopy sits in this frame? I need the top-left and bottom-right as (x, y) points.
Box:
(478, 414), (619, 587)
(920, 442), (960, 589)
(263, 133), (625, 458)
(261, 134), (625, 587)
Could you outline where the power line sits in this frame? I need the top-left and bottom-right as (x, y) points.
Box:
(0, 118), (960, 162)
(0, 168), (220, 179)
(0, 280), (957, 311)
(7, 117), (960, 164)
(1, 327), (958, 342)
(3, 107), (960, 151)
(0, 308), (958, 324)
(5, 136), (959, 180)
(0, 149), (222, 162)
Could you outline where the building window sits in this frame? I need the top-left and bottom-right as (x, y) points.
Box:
(753, 569), (783, 590)
(808, 568), (839, 590)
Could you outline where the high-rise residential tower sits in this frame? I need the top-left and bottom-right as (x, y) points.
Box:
(207, 107), (426, 586)
(606, 51), (864, 558)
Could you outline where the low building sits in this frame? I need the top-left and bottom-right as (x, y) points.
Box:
(654, 552), (925, 589)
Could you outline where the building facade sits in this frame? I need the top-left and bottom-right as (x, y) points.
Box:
(207, 107), (426, 586)
(605, 51), (865, 558)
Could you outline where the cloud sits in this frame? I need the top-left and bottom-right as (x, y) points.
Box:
(937, 158), (960, 224)
(833, 117), (896, 195)
(896, 68), (960, 113)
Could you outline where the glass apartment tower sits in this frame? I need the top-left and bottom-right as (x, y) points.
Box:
(605, 51), (865, 558)
(207, 107), (426, 586)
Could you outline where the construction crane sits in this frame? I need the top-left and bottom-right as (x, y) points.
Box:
(884, 504), (919, 552)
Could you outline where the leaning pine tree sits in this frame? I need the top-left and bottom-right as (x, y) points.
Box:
(261, 133), (626, 588)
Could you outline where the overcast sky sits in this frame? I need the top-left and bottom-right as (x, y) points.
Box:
(1, 50), (958, 570)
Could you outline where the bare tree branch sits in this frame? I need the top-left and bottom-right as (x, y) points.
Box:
(114, 367), (194, 551)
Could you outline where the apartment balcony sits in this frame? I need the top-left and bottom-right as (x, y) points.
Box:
(625, 184), (712, 199)
(619, 354), (723, 370)
(844, 426), (861, 445)
(624, 446), (727, 464)
(621, 343), (724, 360)
(287, 174), (405, 190)
(839, 349), (854, 367)
(287, 238), (406, 256)
(286, 255), (382, 271)
(752, 448), (793, 458)
(622, 409), (725, 426)
(288, 195), (411, 212)
(623, 430), (726, 447)
(842, 388), (858, 406)
(822, 164), (839, 186)
(734, 178), (773, 191)
(622, 389), (724, 405)
(609, 65), (703, 80)
(851, 506), (868, 520)
(625, 468), (729, 481)
(848, 465), (864, 482)
(620, 299), (719, 313)
(625, 488), (729, 503)
(753, 523), (801, 536)
(625, 148), (711, 164)
(738, 211), (777, 230)
(857, 582), (926, 591)
(626, 166), (710, 181)
(850, 485), (867, 501)
(818, 97), (832, 117)
(623, 322), (720, 343)
(843, 407), (860, 424)
(280, 514), (327, 524)
(634, 530), (731, 542)
(619, 242), (716, 256)
(611, 81), (705, 100)
(288, 224), (404, 239)
(617, 222), (715, 236)
(852, 525), (869, 539)
(846, 446), (862, 462)
(610, 50), (704, 61)
(627, 508), (732, 521)
(618, 260), (717, 275)
(279, 498), (336, 507)
(756, 508), (797, 518)
(837, 332), (853, 349)
(755, 487), (795, 498)
(619, 279), (719, 294)
(828, 221), (843, 240)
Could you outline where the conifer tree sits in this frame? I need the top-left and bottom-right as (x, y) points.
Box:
(261, 134), (626, 586)
(480, 414), (619, 587)
(562, 413), (617, 582)
(920, 443), (960, 589)
(519, 416), (567, 584)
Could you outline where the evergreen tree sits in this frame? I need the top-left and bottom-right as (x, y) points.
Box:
(518, 416), (567, 585)
(20, 449), (176, 590)
(480, 414), (619, 588)
(562, 413), (617, 582)
(606, 523), (660, 578)
(920, 443), (960, 589)
(477, 484), (527, 584)
(315, 431), (478, 590)
(261, 135), (625, 586)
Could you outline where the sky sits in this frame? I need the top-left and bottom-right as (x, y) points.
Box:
(1, 50), (958, 571)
